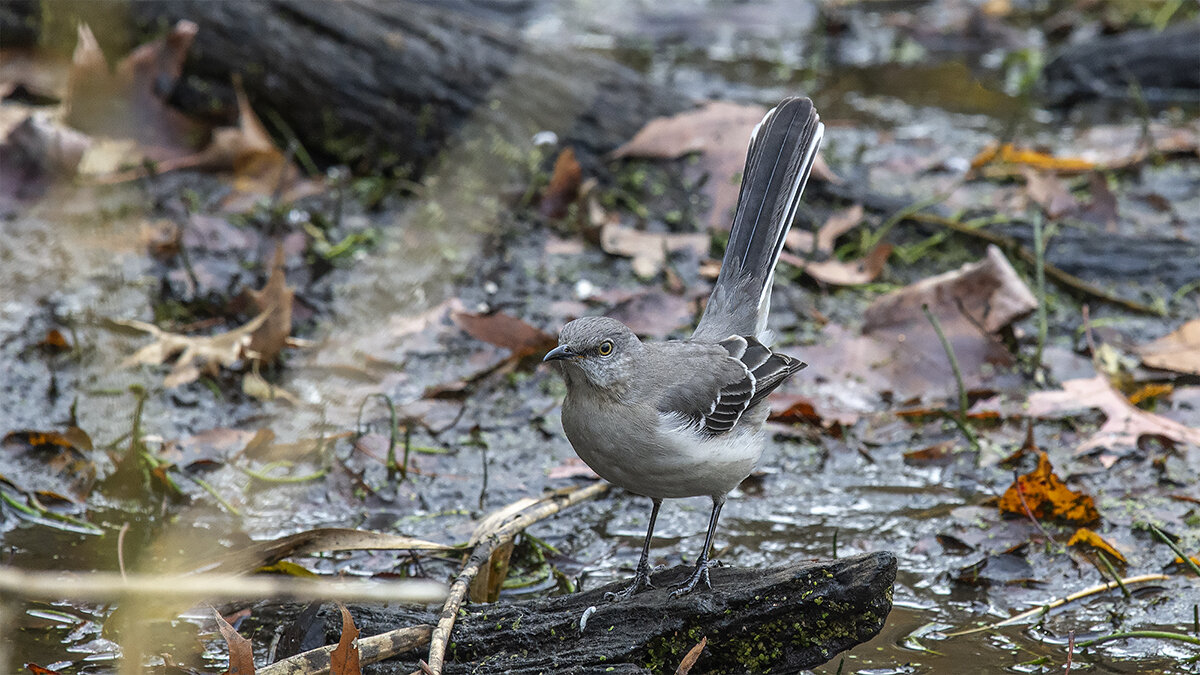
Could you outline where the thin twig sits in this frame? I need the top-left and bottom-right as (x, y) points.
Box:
(117, 522), (130, 582)
(1065, 630), (1074, 675)
(1031, 212), (1049, 376)
(906, 211), (1162, 315)
(945, 574), (1169, 636)
(425, 482), (610, 674)
(1095, 551), (1130, 599)
(921, 303), (979, 451)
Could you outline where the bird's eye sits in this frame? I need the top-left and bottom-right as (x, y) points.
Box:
(597, 340), (614, 357)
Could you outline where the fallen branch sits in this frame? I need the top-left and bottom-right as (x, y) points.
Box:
(258, 624), (434, 675)
(946, 573), (1170, 636)
(424, 481), (610, 674)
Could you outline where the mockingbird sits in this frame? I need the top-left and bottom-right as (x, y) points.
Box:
(544, 97), (824, 599)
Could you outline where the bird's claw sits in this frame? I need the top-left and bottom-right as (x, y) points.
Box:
(669, 559), (713, 599)
(604, 562), (655, 602)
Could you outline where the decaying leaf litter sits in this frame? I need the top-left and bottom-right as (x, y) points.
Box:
(2, 2), (1200, 673)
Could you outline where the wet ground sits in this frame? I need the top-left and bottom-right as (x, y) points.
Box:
(3, 1), (1199, 673)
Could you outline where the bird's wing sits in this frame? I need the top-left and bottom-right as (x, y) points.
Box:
(654, 336), (807, 436)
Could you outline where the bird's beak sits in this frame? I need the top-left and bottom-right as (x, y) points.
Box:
(543, 345), (575, 362)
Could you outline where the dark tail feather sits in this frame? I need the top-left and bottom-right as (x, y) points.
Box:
(694, 97), (823, 341)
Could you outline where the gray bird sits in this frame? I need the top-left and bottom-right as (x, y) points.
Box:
(544, 97), (824, 599)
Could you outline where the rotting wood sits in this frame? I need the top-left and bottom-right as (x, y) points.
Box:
(342, 551), (896, 674)
(125, 0), (687, 174)
(425, 481), (611, 673)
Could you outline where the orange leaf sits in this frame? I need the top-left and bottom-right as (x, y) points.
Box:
(998, 451), (1099, 525)
(330, 603), (361, 675)
(970, 142), (1094, 174)
(1067, 527), (1127, 564)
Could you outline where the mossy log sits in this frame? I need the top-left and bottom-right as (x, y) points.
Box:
(125, 0), (685, 173)
(343, 551), (895, 674)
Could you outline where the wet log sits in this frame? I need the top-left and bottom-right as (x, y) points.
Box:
(126, 0), (685, 174)
(1042, 22), (1200, 106)
(342, 551), (895, 674)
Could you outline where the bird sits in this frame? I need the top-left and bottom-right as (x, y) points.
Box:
(543, 97), (824, 600)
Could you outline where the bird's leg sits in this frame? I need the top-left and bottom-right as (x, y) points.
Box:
(670, 495), (725, 598)
(605, 497), (662, 602)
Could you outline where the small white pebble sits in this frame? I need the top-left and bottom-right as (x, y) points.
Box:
(944, 157), (970, 174)
(574, 279), (595, 300)
(484, 281), (499, 294)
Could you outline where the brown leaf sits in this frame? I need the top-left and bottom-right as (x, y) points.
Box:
(604, 289), (693, 340)
(1022, 167), (1077, 219)
(781, 243), (892, 286)
(245, 244), (294, 363)
(611, 101), (836, 230)
(674, 636), (707, 675)
(66, 22), (203, 161)
(998, 451), (1099, 525)
(1136, 319), (1200, 376)
(25, 665), (64, 675)
(547, 456), (600, 480)
(1067, 527), (1127, 564)
(1027, 375), (1200, 454)
(451, 311), (556, 360)
(1080, 172), (1118, 230)
(903, 441), (957, 466)
(796, 246), (1036, 405)
(213, 608), (255, 675)
(787, 204), (865, 254)
(539, 147), (582, 218)
(330, 603), (362, 675)
(599, 221), (709, 279)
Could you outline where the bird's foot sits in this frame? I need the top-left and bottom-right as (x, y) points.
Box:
(604, 561), (655, 602)
(669, 558), (713, 598)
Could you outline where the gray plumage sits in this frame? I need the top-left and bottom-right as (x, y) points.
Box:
(545, 97), (824, 599)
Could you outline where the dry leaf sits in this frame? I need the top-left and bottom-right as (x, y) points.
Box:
(330, 603), (362, 675)
(604, 289), (693, 340)
(1027, 375), (1200, 454)
(539, 147), (582, 218)
(611, 101), (836, 230)
(117, 310), (271, 387)
(797, 246), (1036, 404)
(675, 636), (707, 675)
(998, 451), (1099, 525)
(1067, 527), (1127, 564)
(213, 608), (255, 675)
(903, 440), (958, 466)
(1022, 167), (1077, 219)
(451, 310), (556, 359)
(66, 22), (203, 163)
(599, 221), (709, 279)
(781, 243), (892, 286)
(1136, 319), (1200, 376)
(971, 142), (1094, 176)
(246, 245), (294, 363)
(1075, 120), (1200, 169)
(547, 456), (600, 480)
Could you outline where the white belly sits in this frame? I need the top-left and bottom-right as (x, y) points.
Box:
(567, 411), (764, 499)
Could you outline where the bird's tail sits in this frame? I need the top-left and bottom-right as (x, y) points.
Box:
(693, 97), (823, 341)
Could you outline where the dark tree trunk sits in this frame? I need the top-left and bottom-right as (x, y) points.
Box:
(126, 0), (686, 174)
(340, 552), (896, 674)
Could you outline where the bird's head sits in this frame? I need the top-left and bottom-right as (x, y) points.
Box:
(543, 316), (642, 391)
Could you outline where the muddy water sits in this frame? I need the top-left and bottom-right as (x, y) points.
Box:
(3, 1), (1199, 673)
